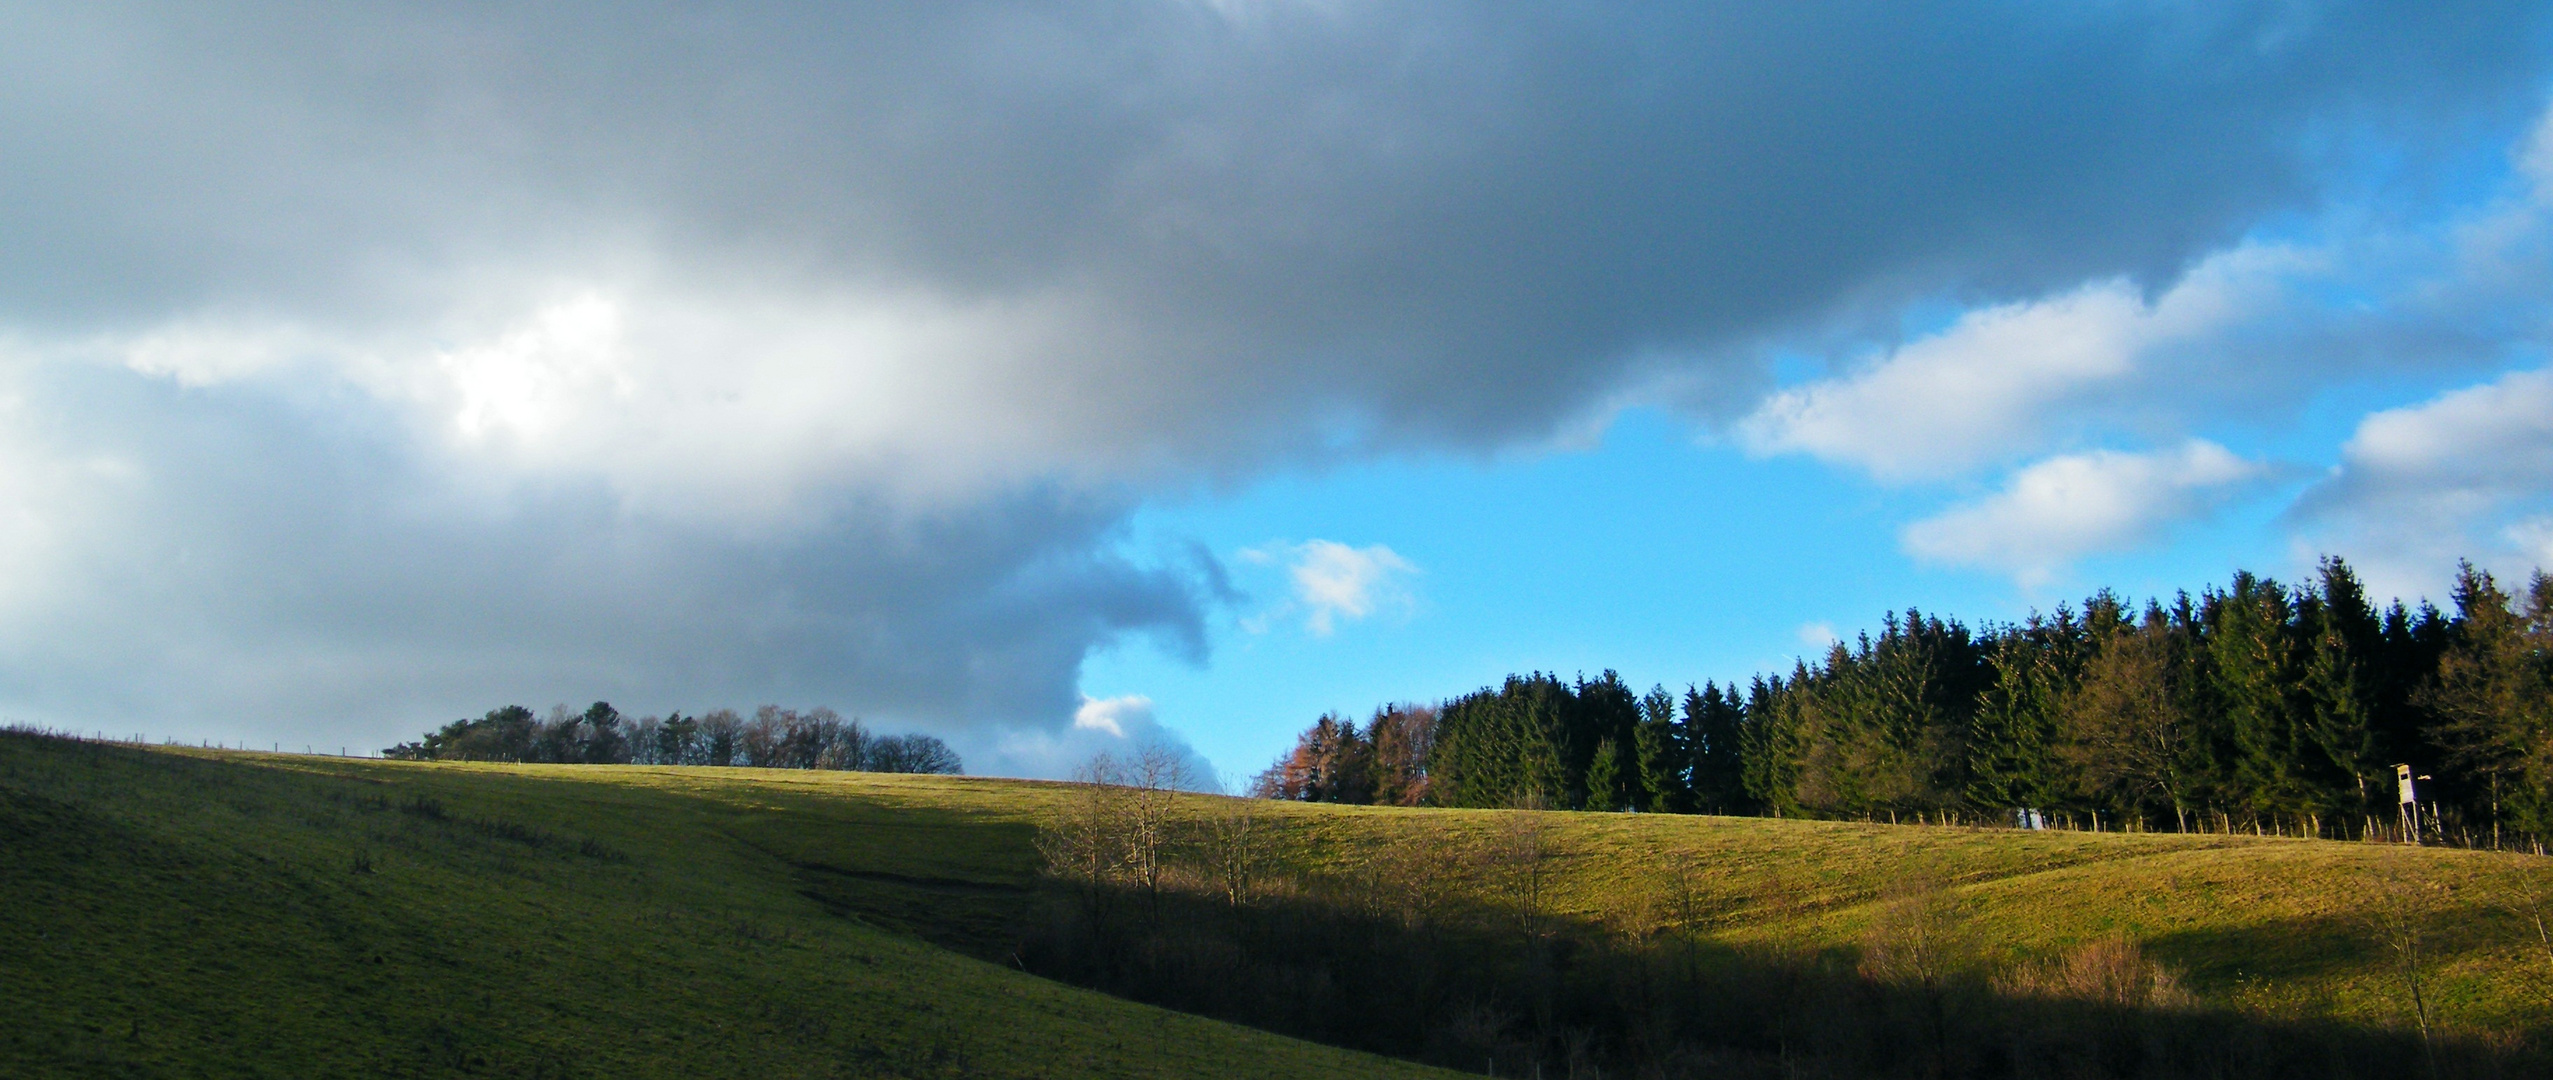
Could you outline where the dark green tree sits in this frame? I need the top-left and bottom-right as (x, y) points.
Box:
(1793, 612), (1983, 817)
(1684, 682), (1749, 814)
(1585, 737), (1626, 812)
(1634, 684), (1691, 812)
(1739, 672), (1807, 817)
(2296, 559), (2385, 822)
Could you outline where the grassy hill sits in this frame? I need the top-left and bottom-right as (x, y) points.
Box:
(0, 732), (1456, 1079)
(7, 730), (2552, 1077)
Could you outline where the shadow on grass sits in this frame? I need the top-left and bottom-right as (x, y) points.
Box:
(781, 814), (2544, 1080)
(987, 881), (2543, 1080)
(2144, 915), (2383, 989)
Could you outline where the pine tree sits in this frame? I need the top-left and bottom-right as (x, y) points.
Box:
(2297, 558), (2384, 821)
(1272, 559), (2546, 837)
(1965, 610), (2083, 814)
(1793, 612), (1981, 817)
(1685, 682), (1749, 814)
(2202, 573), (2314, 820)
(1585, 737), (1626, 812)
(1429, 674), (1575, 809)
(1740, 672), (1806, 816)
(1568, 672), (1644, 809)
(1635, 684), (1692, 812)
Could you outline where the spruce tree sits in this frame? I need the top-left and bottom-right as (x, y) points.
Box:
(1585, 737), (1626, 812)
(1569, 672), (1644, 809)
(1968, 617), (2074, 814)
(2297, 558), (2384, 820)
(1740, 672), (1807, 816)
(1636, 684), (1693, 812)
(1685, 683), (1748, 813)
(2202, 573), (2315, 820)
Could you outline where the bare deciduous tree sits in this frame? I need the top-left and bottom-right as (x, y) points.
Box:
(1480, 800), (1557, 939)
(1198, 798), (1266, 908)
(1124, 743), (1193, 913)
(2364, 852), (2444, 1076)
(1360, 834), (1456, 933)
(1034, 745), (1197, 924)
(1478, 801), (1562, 1043)
(1035, 753), (1133, 926)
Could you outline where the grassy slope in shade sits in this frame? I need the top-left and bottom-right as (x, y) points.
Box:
(8, 734), (2553, 1077)
(0, 733), (1456, 1079)
(673, 766), (2553, 1040)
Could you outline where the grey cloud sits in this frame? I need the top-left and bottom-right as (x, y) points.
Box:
(6, 3), (2546, 448)
(0, 358), (1207, 753)
(1, 2), (2546, 765)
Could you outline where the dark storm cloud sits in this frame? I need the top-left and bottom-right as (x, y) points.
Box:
(10, 3), (2546, 444)
(0, 357), (1204, 755)
(0, 2), (2544, 764)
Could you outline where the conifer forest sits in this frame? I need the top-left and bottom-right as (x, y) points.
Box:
(1259, 559), (2553, 847)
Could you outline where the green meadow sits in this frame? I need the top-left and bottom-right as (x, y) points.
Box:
(0, 734), (1452, 1079)
(6, 730), (2551, 1077)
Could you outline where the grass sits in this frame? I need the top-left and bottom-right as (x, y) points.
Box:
(8, 731), (2551, 1076)
(1240, 804), (2553, 1038)
(0, 733), (1457, 1079)
(725, 767), (2553, 1038)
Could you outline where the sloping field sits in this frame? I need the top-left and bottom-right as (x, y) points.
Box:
(7, 732), (2550, 1077)
(1267, 806), (2553, 1032)
(547, 757), (2553, 1039)
(0, 733), (1455, 1079)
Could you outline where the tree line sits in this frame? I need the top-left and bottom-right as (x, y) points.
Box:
(383, 702), (963, 774)
(1258, 559), (2553, 843)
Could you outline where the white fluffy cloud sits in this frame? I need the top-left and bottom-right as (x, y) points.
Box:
(1741, 281), (2153, 479)
(1072, 694), (1146, 739)
(1902, 441), (2271, 586)
(2338, 368), (2553, 491)
(2294, 367), (2553, 598)
(1239, 539), (1419, 635)
(1735, 243), (2333, 481)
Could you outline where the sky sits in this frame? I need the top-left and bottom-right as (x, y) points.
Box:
(3, 2), (2552, 787)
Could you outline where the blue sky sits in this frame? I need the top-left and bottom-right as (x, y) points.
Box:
(0, 3), (2549, 780)
(1081, 132), (2553, 785)
(1083, 358), (2515, 788)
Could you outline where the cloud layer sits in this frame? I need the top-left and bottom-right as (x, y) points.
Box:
(0, 2), (2547, 761)
(1902, 441), (2273, 587)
